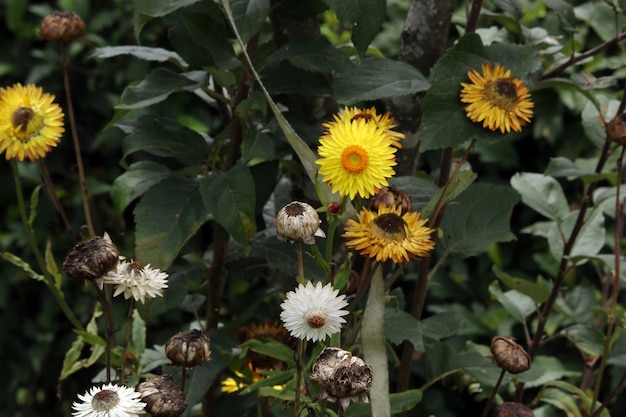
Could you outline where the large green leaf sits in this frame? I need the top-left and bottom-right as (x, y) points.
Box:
(111, 162), (173, 216)
(229, 0), (270, 44)
(560, 324), (605, 362)
(266, 36), (352, 72)
(422, 170), (476, 220)
(134, 176), (211, 270)
(438, 183), (519, 258)
(510, 172), (569, 221)
(90, 46), (188, 68)
(240, 339), (296, 367)
(185, 346), (229, 416)
(324, 0), (386, 56)
(346, 389), (423, 416)
(547, 208), (605, 263)
(384, 310), (464, 352)
(489, 281), (537, 324)
(116, 68), (206, 109)
(493, 266), (550, 304)
(540, 380), (610, 417)
(134, 0), (202, 17)
(200, 163), (256, 247)
(334, 56), (429, 105)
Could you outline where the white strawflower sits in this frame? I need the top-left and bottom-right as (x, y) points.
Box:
(274, 201), (326, 245)
(72, 383), (146, 417)
(280, 281), (349, 342)
(103, 257), (168, 304)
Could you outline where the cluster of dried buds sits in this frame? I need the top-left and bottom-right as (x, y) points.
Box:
(165, 329), (211, 369)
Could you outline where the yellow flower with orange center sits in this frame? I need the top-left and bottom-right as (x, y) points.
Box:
(316, 118), (396, 200)
(0, 83), (65, 161)
(324, 106), (405, 148)
(460, 63), (533, 134)
(343, 205), (435, 264)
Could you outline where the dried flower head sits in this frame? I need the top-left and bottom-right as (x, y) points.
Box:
(274, 201), (325, 245)
(606, 113), (626, 146)
(310, 347), (373, 410)
(63, 233), (120, 287)
(280, 281), (349, 342)
(40, 10), (86, 44)
(72, 383), (145, 417)
(103, 257), (168, 304)
(490, 336), (531, 374)
(165, 329), (211, 368)
(367, 185), (412, 215)
(492, 402), (535, 417)
(138, 375), (187, 417)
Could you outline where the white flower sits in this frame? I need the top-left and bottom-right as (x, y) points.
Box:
(280, 281), (349, 342)
(72, 383), (146, 417)
(103, 257), (168, 304)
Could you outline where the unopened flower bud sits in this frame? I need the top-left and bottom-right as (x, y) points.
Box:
(606, 113), (626, 146)
(40, 10), (85, 44)
(165, 329), (211, 368)
(367, 185), (412, 214)
(63, 232), (120, 285)
(310, 347), (372, 410)
(138, 375), (187, 417)
(490, 336), (531, 374)
(274, 201), (325, 245)
(492, 402), (534, 417)
(327, 202), (342, 215)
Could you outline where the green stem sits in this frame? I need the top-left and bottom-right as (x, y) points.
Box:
(96, 283), (116, 383)
(294, 339), (305, 417)
(12, 160), (83, 331)
(296, 241), (306, 285)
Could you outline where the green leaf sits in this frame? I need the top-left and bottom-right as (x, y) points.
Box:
(439, 183), (519, 258)
(132, 309), (146, 358)
(116, 68), (206, 110)
(266, 36), (352, 72)
(510, 172), (569, 221)
(45, 240), (62, 290)
(122, 117), (210, 165)
(134, 176), (211, 270)
(547, 208), (605, 263)
(493, 266), (550, 304)
(334, 56), (429, 105)
(489, 281), (537, 324)
(229, 0), (270, 44)
(2, 252), (44, 282)
(90, 46), (188, 68)
(133, 0), (202, 17)
(324, 0), (386, 57)
(346, 389), (423, 416)
(200, 163), (256, 246)
(561, 324), (605, 361)
(533, 78), (601, 113)
(28, 185), (41, 226)
(422, 170), (476, 220)
(574, 2), (626, 42)
(384, 310), (463, 353)
(240, 339), (296, 367)
(544, 0), (577, 32)
(389, 176), (440, 213)
(60, 306), (105, 380)
(186, 347), (229, 412)
(424, 342), (494, 381)
(111, 162), (173, 216)
(540, 380), (610, 417)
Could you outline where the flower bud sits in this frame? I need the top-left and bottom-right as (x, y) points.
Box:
(274, 201), (325, 245)
(490, 336), (531, 374)
(367, 185), (412, 214)
(165, 329), (211, 368)
(310, 347), (372, 410)
(40, 10), (85, 44)
(138, 375), (187, 417)
(63, 232), (120, 285)
(327, 202), (342, 215)
(492, 402), (534, 417)
(606, 113), (626, 146)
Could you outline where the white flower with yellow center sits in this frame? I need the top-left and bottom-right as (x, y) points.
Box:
(103, 257), (168, 304)
(71, 383), (146, 417)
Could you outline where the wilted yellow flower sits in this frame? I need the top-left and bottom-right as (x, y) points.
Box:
(460, 63), (533, 134)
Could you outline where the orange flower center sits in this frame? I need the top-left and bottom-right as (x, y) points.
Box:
(372, 213), (407, 241)
(92, 390), (120, 411)
(484, 79), (518, 111)
(341, 145), (369, 173)
(305, 308), (326, 328)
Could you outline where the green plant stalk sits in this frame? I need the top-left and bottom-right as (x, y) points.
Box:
(120, 299), (136, 385)
(12, 160), (84, 331)
(296, 241), (305, 284)
(96, 283), (116, 384)
(294, 339), (305, 417)
(61, 45), (95, 238)
(590, 145), (626, 413)
(362, 265), (390, 417)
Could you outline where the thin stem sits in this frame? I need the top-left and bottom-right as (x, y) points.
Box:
(480, 369), (506, 417)
(465, 0), (484, 34)
(294, 339), (305, 417)
(592, 366), (626, 417)
(120, 300), (136, 385)
(96, 282), (116, 383)
(61, 45), (95, 237)
(181, 368), (188, 392)
(38, 159), (74, 239)
(11, 160), (84, 331)
(296, 241), (305, 284)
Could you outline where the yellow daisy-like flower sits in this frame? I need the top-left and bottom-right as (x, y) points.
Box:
(460, 63), (533, 134)
(342, 205), (435, 264)
(324, 106), (405, 148)
(317, 119), (397, 200)
(0, 83), (65, 161)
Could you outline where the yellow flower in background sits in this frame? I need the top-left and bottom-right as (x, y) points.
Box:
(0, 83), (64, 161)
(460, 63), (533, 134)
(325, 106), (405, 148)
(317, 118), (396, 200)
(343, 205), (435, 264)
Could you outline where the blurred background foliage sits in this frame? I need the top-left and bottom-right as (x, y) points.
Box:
(1, 0), (626, 416)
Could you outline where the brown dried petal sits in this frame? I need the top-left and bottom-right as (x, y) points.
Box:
(62, 233), (120, 282)
(490, 336), (531, 374)
(492, 402), (534, 417)
(165, 329), (211, 368)
(40, 10), (85, 44)
(367, 185), (412, 215)
(138, 375), (187, 417)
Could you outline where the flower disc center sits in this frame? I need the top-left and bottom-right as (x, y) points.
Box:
(92, 389), (120, 411)
(484, 79), (518, 111)
(284, 202), (305, 217)
(372, 213), (407, 241)
(305, 308), (327, 329)
(341, 145), (369, 173)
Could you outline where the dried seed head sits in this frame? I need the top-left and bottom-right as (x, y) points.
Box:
(310, 347), (373, 410)
(138, 375), (187, 417)
(367, 185), (412, 215)
(490, 336), (531, 374)
(63, 232), (120, 285)
(492, 402), (534, 417)
(607, 113), (626, 146)
(40, 10), (85, 44)
(274, 201), (325, 244)
(165, 329), (211, 368)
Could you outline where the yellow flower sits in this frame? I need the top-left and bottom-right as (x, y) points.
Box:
(460, 63), (533, 134)
(316, 118), (397, 200)
(324, 106), (405, 148)
(0, 83), (64, 161)
(342, 205), (435, 264)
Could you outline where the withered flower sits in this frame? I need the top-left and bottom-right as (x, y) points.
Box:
(367, 185), (412, 215)
(63, 232), (120, 287)
(275, 201), (325, 244)
(40, 10), (86, 44)
(138, 375), (187, 417)
(165, 329), (211, 368)
(310, 347), (372, 410)
(490, 336), (531, 374)
(492, 402), (534, 417)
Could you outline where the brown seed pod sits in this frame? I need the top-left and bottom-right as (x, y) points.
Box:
(367, 185), (412, 215)
(138, 374), (187, 417)
(492, 402), (534, 417)
(62, 232), (120, 283)
(490, 336), (531, 374)
(40, 10), (86, 44)
(165, 329), (211, 368)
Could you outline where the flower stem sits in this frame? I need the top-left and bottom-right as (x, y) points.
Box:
(61, 44), (95, 237)
(480, 369), (506, 417)
(96, 282), (116, 384)
(296, 241), (306, 284)
(38, 159), (74, 240)
(294, 338), (305, 417)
